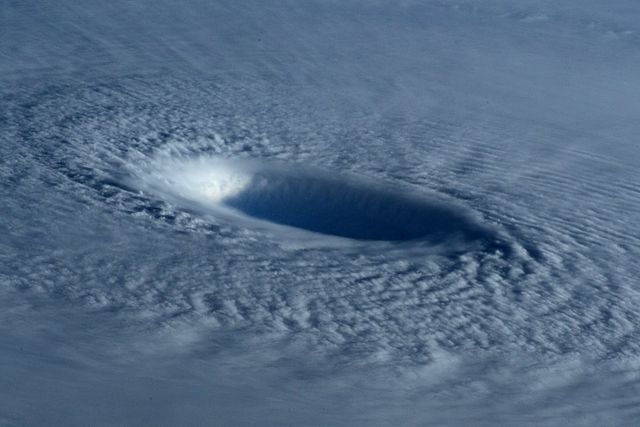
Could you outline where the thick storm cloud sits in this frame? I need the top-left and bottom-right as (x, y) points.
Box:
(2, 1), (640, 426)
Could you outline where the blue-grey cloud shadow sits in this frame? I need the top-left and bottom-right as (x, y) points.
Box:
(223, 170), (500, 245)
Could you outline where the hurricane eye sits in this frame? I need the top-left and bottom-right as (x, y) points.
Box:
(139, 156), (501, 247)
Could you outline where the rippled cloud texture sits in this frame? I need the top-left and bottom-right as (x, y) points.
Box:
(2, 1), (640, 426)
